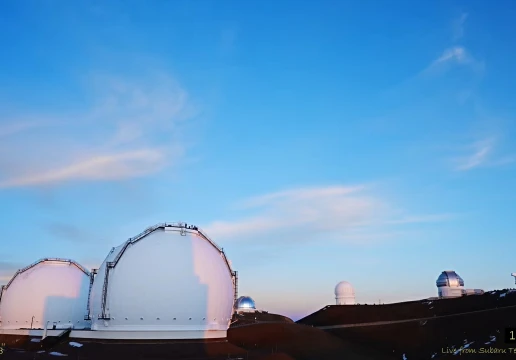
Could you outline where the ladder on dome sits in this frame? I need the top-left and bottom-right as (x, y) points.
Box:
(233, 271), (239, 304)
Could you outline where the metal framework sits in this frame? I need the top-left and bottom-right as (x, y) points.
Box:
(84, 269), (98, 320)
(3, 258), (90, 291)
(99, 222), (237, 320)
(233, 270), (238, 305)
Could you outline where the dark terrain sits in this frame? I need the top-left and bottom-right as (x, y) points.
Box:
(2, 290), (515, 359)
(231, 310), (294, 327)
(299, 289), (516, 359)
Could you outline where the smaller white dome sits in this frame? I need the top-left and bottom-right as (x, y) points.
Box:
(335, 281), (354, 296)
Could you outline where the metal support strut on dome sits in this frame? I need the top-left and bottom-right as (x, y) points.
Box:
(233, 271), (238, 304)
(84, 269), (97, 320)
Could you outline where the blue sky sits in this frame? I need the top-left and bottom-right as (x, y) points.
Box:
(1, 0), (516, 320)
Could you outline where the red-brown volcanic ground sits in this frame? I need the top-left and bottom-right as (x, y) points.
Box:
(298, 289), (516, 326)
(231, 311), (294, 327)
(298, 289), (516, 360)
(227, 322), (394, 360)
(0, 321), (394, 359)
(4, 290), (515, 359)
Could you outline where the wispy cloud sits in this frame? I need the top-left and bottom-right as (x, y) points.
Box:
(454, 138), (494, 171)
(205, 185), (453, 245)
(452, 12), (468, 41)
(424, 46), (483, 74)
(452, 137), (515, 171)
(0, 72), (194, 188)
(0, 119), (61, 138)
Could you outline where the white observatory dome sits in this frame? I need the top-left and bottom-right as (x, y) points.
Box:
(0, 258), (91, 330)
(436, 270), (465, 298)
(235, 296), (256, 312)
(88, 223), (236, 339)
(334, 281), (355, 305)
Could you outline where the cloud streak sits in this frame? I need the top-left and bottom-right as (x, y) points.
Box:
(454, 138), (494, 171)
(205, 185), (454, 245)
(453, 137), (516, 171)
(424, 46), (483, 75)
(452, 12), (468, 41)
(0, 72), (194, 188)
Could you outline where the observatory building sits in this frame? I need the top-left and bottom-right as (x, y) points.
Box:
(87, 223), (236, 339)
(436, 270), (484, 298)
(335, 281), (355, 305)
(0, 223), (237, 342)
(0, 258), (91, 330)
(234, 296), (256, 313)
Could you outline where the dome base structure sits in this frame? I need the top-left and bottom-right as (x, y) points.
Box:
(0, 328), (226, 340)
(87, 223), (236, 340)
(438, 287), (465, 298)
(336, 296), (355, 305)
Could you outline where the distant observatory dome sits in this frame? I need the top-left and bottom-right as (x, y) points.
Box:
(235, 296), (256, 312)
(335, 281), (355, 305)
(436, 270), (465, 298)
(0, 258), (91, 330)
(88, 223), (236, 339)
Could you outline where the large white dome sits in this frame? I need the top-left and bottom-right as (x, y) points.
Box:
(88, 223), (235, 339)
(0, 258), (91, 330)
(334, 281), (355, 305)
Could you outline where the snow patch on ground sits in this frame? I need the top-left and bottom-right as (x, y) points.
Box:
(49, 352), (68, 356)
(402, 353), (407, 360)
(69, 342), (83, 348)
(485, 335), (496, 344)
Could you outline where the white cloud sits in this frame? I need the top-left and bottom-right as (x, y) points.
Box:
(205, 185), (453, 244)
(0, 119), (61, 138)
(452, 12), (468, 41)
(423, 46), (484, 75)
(455, 138), (493, 170)
(435, 46), (468, 64)
(453, 137), (516, 171)
(0, 72), (193, 188)
(0, 148), (177, 188)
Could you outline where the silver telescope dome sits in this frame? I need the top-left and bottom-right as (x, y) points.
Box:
(436, 270), (464, 288)
(235, 296), (256, 310)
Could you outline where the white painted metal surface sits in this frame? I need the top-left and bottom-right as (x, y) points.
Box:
(88, 224), (235, 339)
(334, 281), (356, 305)
(464, 288), (484, 296)
(0, 259), (91, 330)
(0, 328), (226, 340)
(438, 287), (465, 298)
